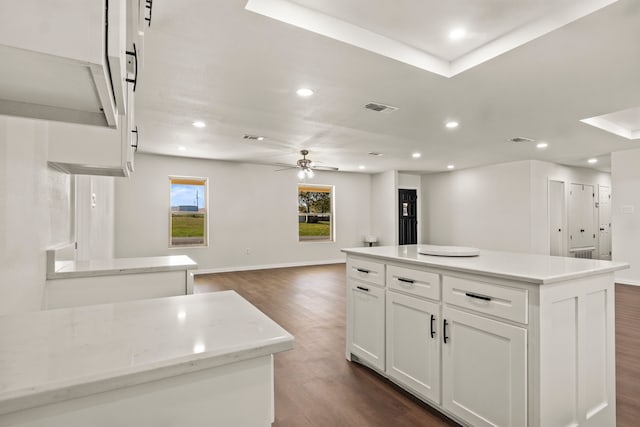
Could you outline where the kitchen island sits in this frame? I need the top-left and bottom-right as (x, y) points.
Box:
(0, 291), (294, 426)
(342, 245), (628, 427)
(44, 255), (198, 309)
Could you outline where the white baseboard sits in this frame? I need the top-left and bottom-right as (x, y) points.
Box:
(193, 259), (346, 275)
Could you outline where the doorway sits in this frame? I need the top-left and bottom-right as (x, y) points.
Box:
(598, 185), (612, 260)
(549, 180), (565, 256)
(398, 189), (417, 245)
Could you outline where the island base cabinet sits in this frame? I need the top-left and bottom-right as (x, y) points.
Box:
(347, 279), (385, 372)
(386, 291), (440, 404)
(0, 355), (276, 427)
(539, 275), (616, 427)
(442, 307), (527, 427)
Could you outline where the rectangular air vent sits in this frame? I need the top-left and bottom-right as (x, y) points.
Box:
(364, 102), (399, 113)
(243, 134), (264, 141)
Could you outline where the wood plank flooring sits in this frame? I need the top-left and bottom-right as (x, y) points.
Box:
(195, 265), (640, 426)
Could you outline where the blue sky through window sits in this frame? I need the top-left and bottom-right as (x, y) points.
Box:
(171, 184), (205, 209)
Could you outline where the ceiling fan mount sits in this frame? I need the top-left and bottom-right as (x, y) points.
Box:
(274, 149), (338, 178)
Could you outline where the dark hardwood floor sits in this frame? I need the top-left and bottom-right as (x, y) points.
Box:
(195, 265), (640, 426)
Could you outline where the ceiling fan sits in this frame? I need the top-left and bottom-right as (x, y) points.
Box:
(276, 150), (338, 179)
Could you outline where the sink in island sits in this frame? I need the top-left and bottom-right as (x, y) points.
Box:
(341, 245), (628, 427)
(0, 291), (294, 427)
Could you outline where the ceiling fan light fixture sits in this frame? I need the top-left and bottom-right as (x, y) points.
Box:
(297, 169), (306, 179)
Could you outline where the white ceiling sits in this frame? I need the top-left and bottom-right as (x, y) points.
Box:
(135, 0), (640, 174)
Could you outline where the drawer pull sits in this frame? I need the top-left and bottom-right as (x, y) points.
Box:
(356, 286), (370, 292)
(356, 268), (370, 274)
(465, 292), (492, 301)
(443, 319), (449, 344)
(430, 314), (435, 339)
(397, 277), (414, 284)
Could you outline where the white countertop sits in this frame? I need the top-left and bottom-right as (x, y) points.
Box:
(48, 255), (198, 279)
(342, 245), (628, 284)
(0, 291), (294, 416)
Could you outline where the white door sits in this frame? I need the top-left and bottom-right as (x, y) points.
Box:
(569, 184), (595, 250)
(442, 307), (527, 427)
(348, 280), (385, 371)
(598, 185), (611, 260)
(549, 180), (565, 256)
(386, 291), (440, 404)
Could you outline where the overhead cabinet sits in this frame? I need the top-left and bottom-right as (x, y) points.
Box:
(0, 0), (128, 127)
(48, 80), (137, 177)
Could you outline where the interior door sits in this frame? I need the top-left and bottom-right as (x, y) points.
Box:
(398, 189), (417, 245)
(549, 180), (565, 256)
(569, 184), (595, 250)
(598, 185), (611, 260)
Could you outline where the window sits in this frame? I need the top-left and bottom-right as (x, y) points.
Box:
(298, 184), (334, 242)
(169, 176), (208, 247)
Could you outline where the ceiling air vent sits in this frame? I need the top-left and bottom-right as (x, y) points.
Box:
(368, 152), (383, 156)
(364, 102), (399, 113)
(507, 136), (536, 144)
(243, 134), (264, 141)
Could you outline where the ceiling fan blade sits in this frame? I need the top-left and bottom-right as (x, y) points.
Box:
(274, 163), (298, 172)
(311, 165), (339, 171)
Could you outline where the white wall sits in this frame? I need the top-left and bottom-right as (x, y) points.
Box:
(371, 170), (397, 246)
(114, 154), (371, 270)
(421, 161), (533, 252)
(611, 149), (640, 285)
(75, 175), (114, 261)
(420, 160), (611, 255)
(0, 117), (73, 315)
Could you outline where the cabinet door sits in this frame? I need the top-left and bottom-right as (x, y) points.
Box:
(386, 292), (440, 404)
(442, 307), (527, 427)
(348, 280), (385, 372)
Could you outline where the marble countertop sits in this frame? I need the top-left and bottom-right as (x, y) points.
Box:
(342, 245), (628, 284)
(0, 291), (294, 416)
(48, 255), (198, 279)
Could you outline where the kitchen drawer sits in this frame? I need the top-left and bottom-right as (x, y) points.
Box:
(347, 257), (385, 287)
(443, 276), (528, 324)
(387, 264), (440, 301)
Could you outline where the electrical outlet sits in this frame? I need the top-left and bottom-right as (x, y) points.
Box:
(245, 248), (250, 255)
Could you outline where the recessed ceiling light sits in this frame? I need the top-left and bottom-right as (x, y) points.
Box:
(178, 146), (186, 151)
(358, 165), (365, 170)
(449, 28), (466, 40)
(445, 121), (459, 129)
(257, 136), (265, 141)
(192, 121), (206, 128)
(588, 158), (598, 164)
(412, 152), (421, 158)
(296, 88), (314, 97)
(447, 164), (455, 169)
(536, 142), (548, 149)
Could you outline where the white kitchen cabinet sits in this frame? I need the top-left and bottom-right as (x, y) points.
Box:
(347, 279), (385, 372)
(442, 306), (527, 427)
(0, 0), (128, 127)
(386, 291), (440, 404)
(342, 246), (624, 427)
(48, 80), (137, 177)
